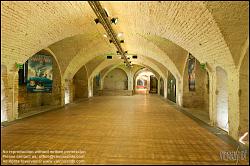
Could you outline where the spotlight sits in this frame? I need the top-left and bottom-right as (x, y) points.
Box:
(94, 18), (100, 24)
(120, 40), (124, 43)
(117, 32), (123, 37)
(110, 17), (118, 24)
(124, 51), (128, 54)
(132, 55), (137, 59)
(103, 34), (108, 38)
(109, 39), (113, 43)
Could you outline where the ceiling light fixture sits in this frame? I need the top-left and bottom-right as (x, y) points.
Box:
(103, 34), (108, 38)
(94, 18), (100, 24)
(110, 17), (118, 24)
(120, 40), (124, 43)
(117, 32), (123, 37)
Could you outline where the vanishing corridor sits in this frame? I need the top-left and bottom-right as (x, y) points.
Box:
(1, 95), (247, 164)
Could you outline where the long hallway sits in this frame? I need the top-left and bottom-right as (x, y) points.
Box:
(1, 95), (247, 165)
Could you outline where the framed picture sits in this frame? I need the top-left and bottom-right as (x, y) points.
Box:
(27, 54), (53, 92)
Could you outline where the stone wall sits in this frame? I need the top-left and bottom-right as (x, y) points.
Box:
(104, 68), (128, 90)
(182, 59), (209, 110)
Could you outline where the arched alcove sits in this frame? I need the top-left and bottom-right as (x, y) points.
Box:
(17, 49), (62, 117)
(216, 66), (229, 132)
(182, 55), (210, 122)
(104, 68), (128, 90)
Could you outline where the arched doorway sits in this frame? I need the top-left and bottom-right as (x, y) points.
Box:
(134, 69), (156, 95)
(216, 66), (229, 132)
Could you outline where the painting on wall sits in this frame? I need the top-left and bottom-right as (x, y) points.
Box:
(188, 54), (196, 91)
(27, 54), (53, 92)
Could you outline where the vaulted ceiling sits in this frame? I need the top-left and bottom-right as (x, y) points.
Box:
(1, 1), (248, 79)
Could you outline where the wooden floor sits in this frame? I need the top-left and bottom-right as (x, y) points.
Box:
(1, 95), (248, 165)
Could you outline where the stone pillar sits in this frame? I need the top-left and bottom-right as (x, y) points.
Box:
(127, 71), (133, 91)
(6, 70), (19, 121)
(176, 77), (183, 107)
(60, 79), (65, 106)
(208, 70), (217, 126)
(88, 78), (93, 97)
(157, 77), (161, 96)
(164, 78), (168, 99)
(64, 79), (74, 104)
(227, 69), (240, 140)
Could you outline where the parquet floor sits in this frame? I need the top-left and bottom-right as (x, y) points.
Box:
(1, 95), (248, 165)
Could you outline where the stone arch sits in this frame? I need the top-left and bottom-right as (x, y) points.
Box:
(87, 57), (169, 97)
(64, 33), (181, 82)
(2, 1), (236, 79)
(135, 68), (157, 95)
(17, 49), (63, 117)
(216, 66), (229, 132)
(182, 55), (210, 122)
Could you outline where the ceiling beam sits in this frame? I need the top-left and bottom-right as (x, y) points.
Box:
(88, 1), (131, 67)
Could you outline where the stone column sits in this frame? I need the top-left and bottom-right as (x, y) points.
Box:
(176, 79), (183, 107)
(88, 78), (93, 97)
(157, 77), (161, 96)
(227, 69), (240, 140)
(208, 70), (217, 126)
(60, 79), (65, 106)
(6, 70), (19, 121)
(164, 78), (168, 99)
(127, 71), (133, 91)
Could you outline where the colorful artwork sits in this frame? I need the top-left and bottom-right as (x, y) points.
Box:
(188, 54), (196, 91)
(27, 54), (53, 92)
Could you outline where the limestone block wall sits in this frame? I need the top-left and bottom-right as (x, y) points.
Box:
(103, 68), (128, 90)
(182, 59), (209, 110)
(73, 66), (88, 100)
(239, 50), (249, 136)
(18, 55), (62, 115)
